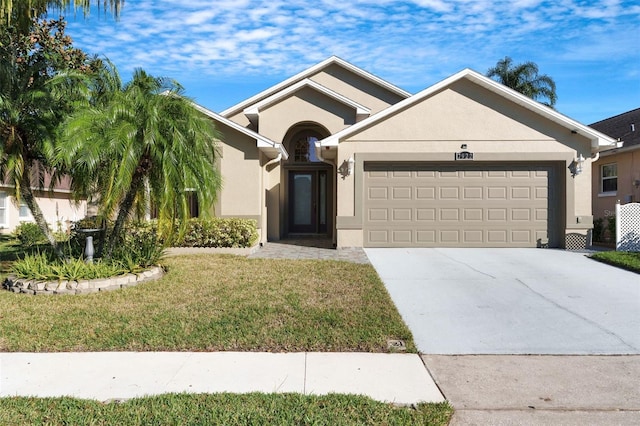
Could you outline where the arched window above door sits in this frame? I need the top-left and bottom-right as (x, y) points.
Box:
(293, 135), (321, 163)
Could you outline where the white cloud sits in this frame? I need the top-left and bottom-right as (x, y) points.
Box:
(184, 10), (218, 25)
(62, 0), (640, 121)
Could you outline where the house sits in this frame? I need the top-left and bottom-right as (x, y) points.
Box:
(589, 108), (640, 236)
(0, 174), (87, 233)
(196, 56), (616, 249)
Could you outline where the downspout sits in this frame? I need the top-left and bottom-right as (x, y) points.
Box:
(592, 139), (623, 162)
(265, 153), (282, 167)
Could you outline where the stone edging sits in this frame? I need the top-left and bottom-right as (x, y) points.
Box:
(3, 266), (164, 296)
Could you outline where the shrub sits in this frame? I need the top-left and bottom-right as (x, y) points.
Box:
(67, 219), (164, 268)
(607, 215), (616, 239)
(113, 221), (165, 268)
(177, 218), (258, 248)
(14, 222), (46, 247)
(592, 218), (604, 242)
(67, 216), (258, 260)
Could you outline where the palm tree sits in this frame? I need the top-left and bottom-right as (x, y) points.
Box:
(486, 57), (557, 108)
(59, 64), (222, 258)
(0, 57), (62, 256)
(0, 17), (89, 259)
(1, 1), (123, 32)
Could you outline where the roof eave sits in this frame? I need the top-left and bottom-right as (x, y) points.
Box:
(193, 103), (289, 160)
(598, 142), (640, 157)
(242, 78), (371, 124)
(221, 56), (409, 118)
(464, 71), (617, 152)
(321, 69), (618, 151)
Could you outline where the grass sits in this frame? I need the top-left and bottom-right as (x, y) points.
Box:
(0, 254), (415, 352)
(0, 394), (453, 426)
(0, 242), (444, 423)
(590, 251), (640, 273)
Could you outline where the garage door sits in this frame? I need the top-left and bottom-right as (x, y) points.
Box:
(363, 163), (558, 248)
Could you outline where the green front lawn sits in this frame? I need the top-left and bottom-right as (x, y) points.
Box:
(0, 254), (415, 353)
(0, 394), (453, 426)
(0, 246), (440, 423)
(590, 251), (640, 274)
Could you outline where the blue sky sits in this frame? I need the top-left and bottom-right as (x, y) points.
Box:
(62, 0), (640, 125)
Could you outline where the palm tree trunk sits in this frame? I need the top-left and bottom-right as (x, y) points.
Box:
(96, 225), (108, 258)
(104, 175), (143, 258)
(19, 178), (64, 260)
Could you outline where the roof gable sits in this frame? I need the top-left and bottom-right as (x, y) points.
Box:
(220, 56), (410, 119)
(243, 79), (371, 126)
(321, 69), (617, 152)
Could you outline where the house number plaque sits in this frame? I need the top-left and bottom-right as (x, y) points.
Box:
(455, 151), (474, 161)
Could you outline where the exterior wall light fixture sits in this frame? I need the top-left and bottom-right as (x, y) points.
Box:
(347, 156), (355, 176)
(574, 154), (585, 175)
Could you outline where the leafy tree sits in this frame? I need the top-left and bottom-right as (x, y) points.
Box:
(486, 56), (557, 108)
(59, 64), (223, 258)
(0, 17), (92, 258)
(1, 0), (122, 33)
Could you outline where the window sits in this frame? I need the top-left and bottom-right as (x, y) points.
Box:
(19, 201), (32, 219)
(293, 136), (320, 163)
(601, 163), (617, 194)
(0, 192), (6, 227)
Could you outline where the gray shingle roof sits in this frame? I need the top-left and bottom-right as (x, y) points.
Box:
(589, 108), (640, 148)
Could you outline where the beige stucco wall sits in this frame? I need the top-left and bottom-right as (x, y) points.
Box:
(225, 64), (406, 130)
(227, 111), (253, 130)
(309, 63), (406, 116)
(334, 80), (594, 247)
(213, 124), (262, 225)
(257, 88), (357, 143)
(592, 148), (640, 223)
(0, 189), (86, 233)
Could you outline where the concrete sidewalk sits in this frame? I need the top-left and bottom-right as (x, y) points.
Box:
(0, 352), (444, 405)
(424, 355), (640, 425)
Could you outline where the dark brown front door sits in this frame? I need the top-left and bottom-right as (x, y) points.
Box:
(289, 170), (328, 234)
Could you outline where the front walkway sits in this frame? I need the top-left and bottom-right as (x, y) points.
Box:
(248, 240), (370, 264)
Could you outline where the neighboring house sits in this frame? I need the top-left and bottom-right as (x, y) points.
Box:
(589, 108), (640, 229)
(0, 174), (87, 233)
(195, 56), (616, 249)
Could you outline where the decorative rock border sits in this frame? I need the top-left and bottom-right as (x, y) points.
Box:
(3, 266), (164, 295)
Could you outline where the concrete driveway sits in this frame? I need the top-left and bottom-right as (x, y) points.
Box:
(365, 248), (640, 354)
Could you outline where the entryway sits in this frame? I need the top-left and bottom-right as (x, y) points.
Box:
(288, 170), (328, 234)
(282, 124), (333, 240)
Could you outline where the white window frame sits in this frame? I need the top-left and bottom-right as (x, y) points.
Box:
(599, 163), (618, 197)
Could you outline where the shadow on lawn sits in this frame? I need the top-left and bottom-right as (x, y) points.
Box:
(0, 236), (60, 274)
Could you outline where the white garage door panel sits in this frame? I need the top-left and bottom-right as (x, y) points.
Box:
(363, 164), (557, 248)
